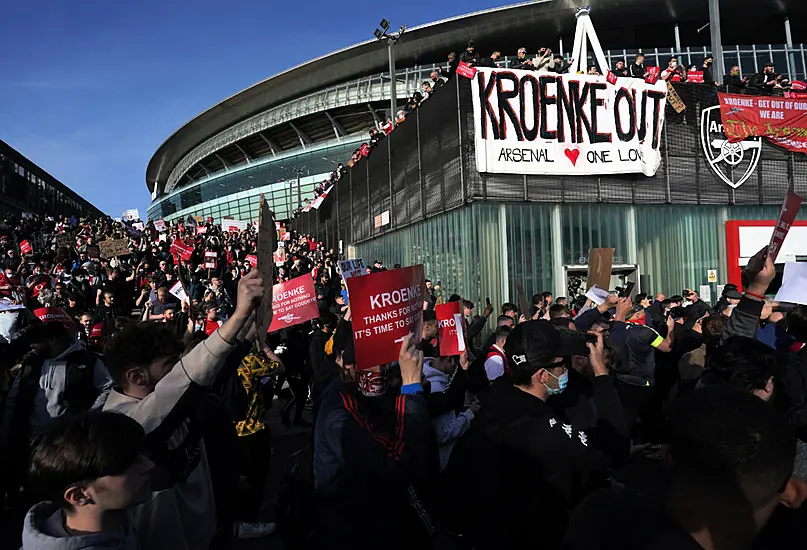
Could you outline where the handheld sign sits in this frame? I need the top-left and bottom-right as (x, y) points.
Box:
(256, 195), (278, 349)
(267, 274), (319, 332)
(245, 254), (257, 268)
(170, 240), (194, 261)
(168, 281), (188, 303)
(769, 191), (803, 262)
(436, 301), (466, 356)
(99, 238), (130, 258)
(347, 265), (426, 370)
(33, 307), (77, 332)
(586, 248), (615, 293)
(339, 259), (365, 281)
(19, 240), (32, 255)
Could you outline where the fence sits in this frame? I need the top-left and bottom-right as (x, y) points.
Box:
(292, 76), (807, 250)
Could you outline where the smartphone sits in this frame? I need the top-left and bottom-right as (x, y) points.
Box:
(486, 297), (491, 306)
(619, 281), (635, 298)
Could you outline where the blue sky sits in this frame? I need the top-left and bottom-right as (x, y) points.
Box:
(0, 0), (510, 217)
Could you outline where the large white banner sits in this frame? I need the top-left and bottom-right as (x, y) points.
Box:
(471, 68), (668, 176)
(221, 219), (248, 232)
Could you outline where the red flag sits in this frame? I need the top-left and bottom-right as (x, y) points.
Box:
(20, 240), (32, 255)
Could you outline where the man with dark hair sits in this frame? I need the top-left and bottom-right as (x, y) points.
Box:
(501, 302), (518, 319)
(698, 336), (779, 401)
(751, 62), (777, 90)
(678, 315), (725, 381)
(479, 50), (501, 68)
(629, 52), (647, 79)
(22, 411), (154, 550)
(464, 298), (494, 354)
(612, 60), (629, 77)
(0, 322), (112, 509)
(102, 270), (264, 550)
(566, 386), (801, 549)
(549, 304), (572, 320)
(459, 40), (480, 67)
(440, 323), (627, 549)
(484, 325), (511, 382)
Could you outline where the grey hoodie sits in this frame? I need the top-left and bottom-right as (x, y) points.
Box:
(21, 502), (138, 550)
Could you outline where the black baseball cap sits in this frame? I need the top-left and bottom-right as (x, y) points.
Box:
(504, 320), (589, 372)
(724, 289), (743, 300)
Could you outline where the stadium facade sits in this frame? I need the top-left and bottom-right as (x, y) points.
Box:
(147, 0), (807, 301)
(1, 139), (103, 219)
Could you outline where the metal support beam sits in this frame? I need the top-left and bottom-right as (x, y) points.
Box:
(367, 103), (382, 127)
(388, 40), (398, 119)
(289, 122), (313, 148)
(785, 17), (796, 80)
(708, 0), (725, 85)
(233, 143), (251, 164)
(674, 23), (681, 52)
(257, 132), (279, 156)
(324, 111), (347, 139)
(214, 153), (229, 169)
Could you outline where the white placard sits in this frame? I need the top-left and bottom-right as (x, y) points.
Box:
(122, 209), (140, 221)
(339, 259), (366, 280)
(221, 219), (248, 232)
(585, 284), (610, 306)
(471, 67), (667, 177)
(154, 220), (166, 232)
(775, 263), (807, 305)
(205, 250), (217, 258)
(168, 281), (188, 303)
(699, 285), (712, 304)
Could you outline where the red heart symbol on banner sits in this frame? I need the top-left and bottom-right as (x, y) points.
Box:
(564, 148), (581, 165)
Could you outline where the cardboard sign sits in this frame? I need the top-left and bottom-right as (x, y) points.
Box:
(666, 81), (686, 113)
(471, 68), (667, 177)
(19, 240), (32, 255)
(347, 265), (426, 370)
(267, 274), (319, 332)
(245, 254), (257, 268)
(586, 248), (615, 293)
(221, 219), (248, 233)
(86, 245), (100, 259)
(769, 191), (803, 262)
(170, 239), (194, 261)
(256, 195), (278, 348)
(456, 61), (477, 79)
(154, 219), (166, 232)
(55, 233), (75, 249)
(339, 259), (366, 280)
(99, 238), (130, 258)
(169, 281), (188, 303)
(718, 93), (807, 154)
(33, 307), (77, 332)
(436, 301), (466, 356)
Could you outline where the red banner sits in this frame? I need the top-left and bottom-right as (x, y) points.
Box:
(435, 301), (466, 356)
(456, 61), (477, 79)
(791, 80), (807, 91)
(245, 254), (257, 268)
(346, 265), (425, 370)
(170, 239), (194, 261)
(267, 274), (319, 332)
(718, 92), (807, 153)
(33, 307), (77, 332)
(769, 191), (803, 262)
(20, 240), (32, 255)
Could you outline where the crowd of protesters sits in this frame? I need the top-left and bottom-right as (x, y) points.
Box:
(1, 208), (806, 550)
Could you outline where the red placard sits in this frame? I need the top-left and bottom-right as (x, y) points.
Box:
(20, 240), (32, 255)
(33, 307), (77, 332)
(456, 61), (477, 79)
(170, 239), (194, 261)
(360, 143), (371, 157)
(769, 191), (803, 262)
(644, 66), (660, 84)
(196, 226), (208, 235)
(436, 301), (467, 356)
(245, 254), (258, 268)
(346, 265), (425, 370)
(718, 92), (807, 154)
(687, 70), (704, 84)
(605, 71), (617, 85)
(273, 250), (286, 264)
(267, 274), (319, 332)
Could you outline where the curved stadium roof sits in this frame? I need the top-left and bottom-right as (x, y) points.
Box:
(146, 0), (806, 196)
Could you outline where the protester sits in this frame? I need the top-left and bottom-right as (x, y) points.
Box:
(629, 52), (647, 79)
(612, 59), (629, 77)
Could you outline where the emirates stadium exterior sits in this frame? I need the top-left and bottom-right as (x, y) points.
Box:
(147, 0), (807, 302)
